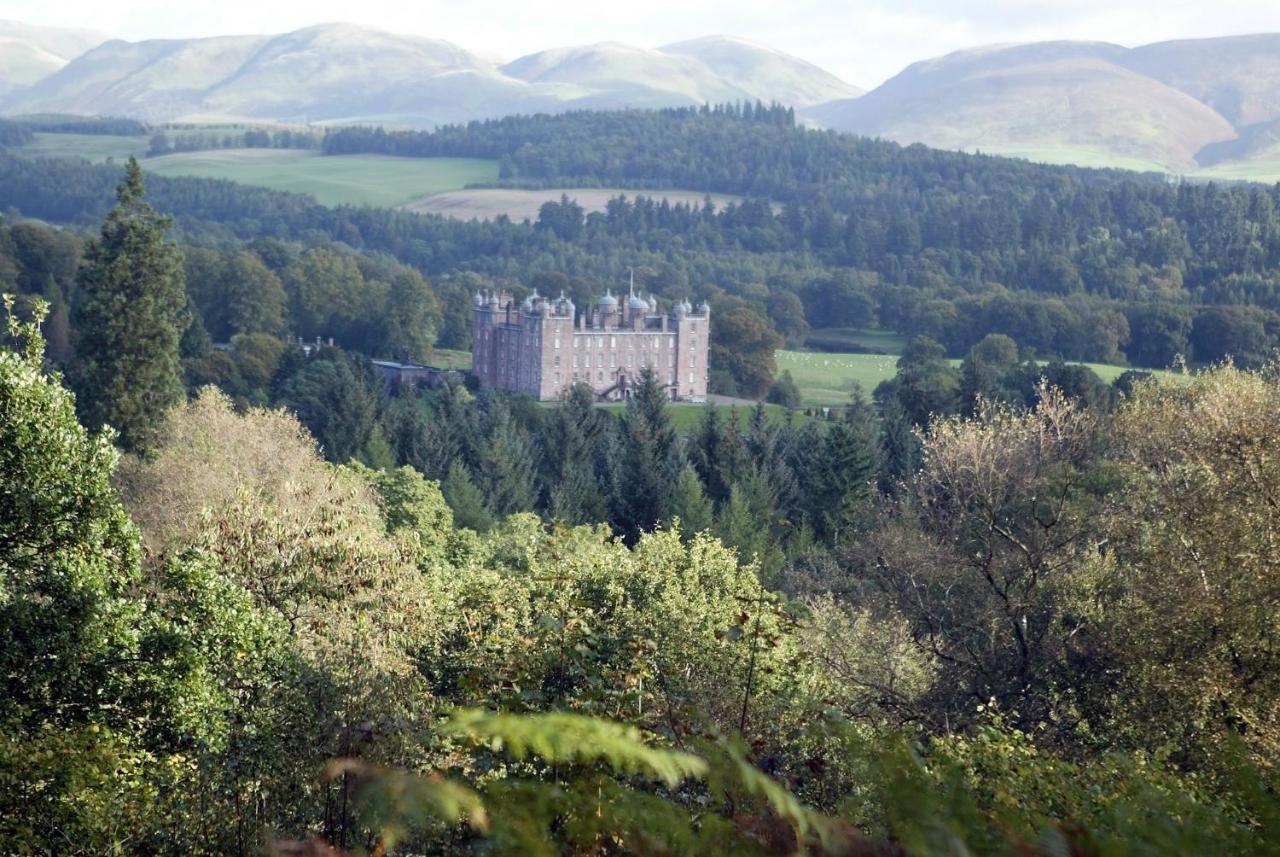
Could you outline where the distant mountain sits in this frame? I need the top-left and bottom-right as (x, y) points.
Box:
(806, 41), (1239, 172)
(10, 21), (1280, 179)
(501, 42), (750, 108)
(1120, 35), (1280, 129)
(805, 36), (1280, 176)
(1, 24), (862, 127)
(658, 36), (863, 107)
(0, 20), (107, 97)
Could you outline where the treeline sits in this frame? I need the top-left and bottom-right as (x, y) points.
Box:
(7, 150), (1280, 383)
(147, 126), (323, 156)
(1, 113), (148, 135)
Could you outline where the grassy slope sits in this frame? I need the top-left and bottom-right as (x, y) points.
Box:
(20, 132), (149, 161)
(782, 328), (1183, 407)
(15, 134), (498, 207)
(143, 150), (498, 207)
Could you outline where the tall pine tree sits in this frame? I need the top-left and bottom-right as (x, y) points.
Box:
(612, 367), (682, 543)
(72, 158), (187, 454)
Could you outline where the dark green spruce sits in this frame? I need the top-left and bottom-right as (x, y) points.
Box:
(71, 157), (187, 454)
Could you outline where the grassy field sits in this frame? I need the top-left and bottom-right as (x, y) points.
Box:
(781, 328), (1186, 407)
(982, 144), (1173, 174)
(777, 350), (905, 406)
(143, 150), (498, 207)
(403, 188), (744, 222)
(1196, 151), (1280, 184)
(20, 132), (150, 162)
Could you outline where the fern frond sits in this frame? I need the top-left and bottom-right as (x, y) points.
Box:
(717, 742), (845, 851)
(325, 758), (488, 846)
(442, 709), (708, 787)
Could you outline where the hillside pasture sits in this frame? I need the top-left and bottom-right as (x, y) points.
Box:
(402, 187), (744, 222)
(19, 132), (149, 162)
(778, 348), (1185, 408)
(143, 150), (498, 207)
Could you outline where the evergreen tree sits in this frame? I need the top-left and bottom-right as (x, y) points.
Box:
(613, 367), (682, 543)
(71, 157), (187, 454)
(816, 389), (880, 546)
(668, 464), (714, 539)
(479, 400), (539, 517)
(543, 384), (608, 524)
(275, 349), (383, 465)
(442, 460), (495, 532)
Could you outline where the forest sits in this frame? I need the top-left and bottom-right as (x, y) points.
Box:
(2, 112), (1280, 854)
(5, 104), (1280, 381)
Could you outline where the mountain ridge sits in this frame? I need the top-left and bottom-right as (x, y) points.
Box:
(5, 23), (1280, 178)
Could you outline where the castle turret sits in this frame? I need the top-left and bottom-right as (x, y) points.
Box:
(597, 290), (619, 329)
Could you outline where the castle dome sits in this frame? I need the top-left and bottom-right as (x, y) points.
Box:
(628, 293), (649, 310)
(598, 290), (618, 308)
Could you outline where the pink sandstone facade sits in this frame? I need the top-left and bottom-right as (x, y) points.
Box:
(471, 288), (710, 401)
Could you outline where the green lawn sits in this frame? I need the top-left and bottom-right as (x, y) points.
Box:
(777, 350), (906, 407)
(143, 150), (499, 207)
(778, 348), (1185, 408)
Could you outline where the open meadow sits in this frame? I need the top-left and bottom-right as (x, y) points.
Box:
(782, 328), (1185, 407)
(143, 150), (498, 207)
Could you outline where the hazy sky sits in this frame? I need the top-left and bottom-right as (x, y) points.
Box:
(11, 0), (1280, 87)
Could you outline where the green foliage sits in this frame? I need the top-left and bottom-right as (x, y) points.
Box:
(766, 369), (802, 409)
(275, 348), (385, 465)
(445, 710), (708, 787)
(70, 158), (187, 454)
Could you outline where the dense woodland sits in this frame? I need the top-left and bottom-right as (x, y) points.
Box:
(5, 106), (1280, 380)
(2, 113), (1280, 854)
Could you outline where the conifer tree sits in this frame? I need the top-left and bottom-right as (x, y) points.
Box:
(443, 460), (494, 532)
(480, 400), (538, 517)
(71, 157), (187, 454)
(544, 384), (608, 524)
(816, 389), (881, 546)
(613, 367), (682, 542)
(669, 464), (714, 539)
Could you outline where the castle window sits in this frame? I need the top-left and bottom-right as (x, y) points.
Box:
(554, 355), (561, 367)
(689, 372), (695, 384)
(610, 336), (616, 348)
(668, 352), (674, 367)
(689, 356), (695, 368)
(554, 339), (560, 349)
(573, 355), (578, 368)
(627, 354), (633, 367)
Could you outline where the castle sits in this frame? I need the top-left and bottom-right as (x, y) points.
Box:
(471, 282), (710, 401)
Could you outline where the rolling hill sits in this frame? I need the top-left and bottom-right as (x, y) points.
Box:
(804, 36), (1280, 177)
(7, 21), (1280, 179)
(0, 24), (862, 127)
(805, 41), (1238, 173)
(0, 20), (106, 97)
(658, 36), (863, 107)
